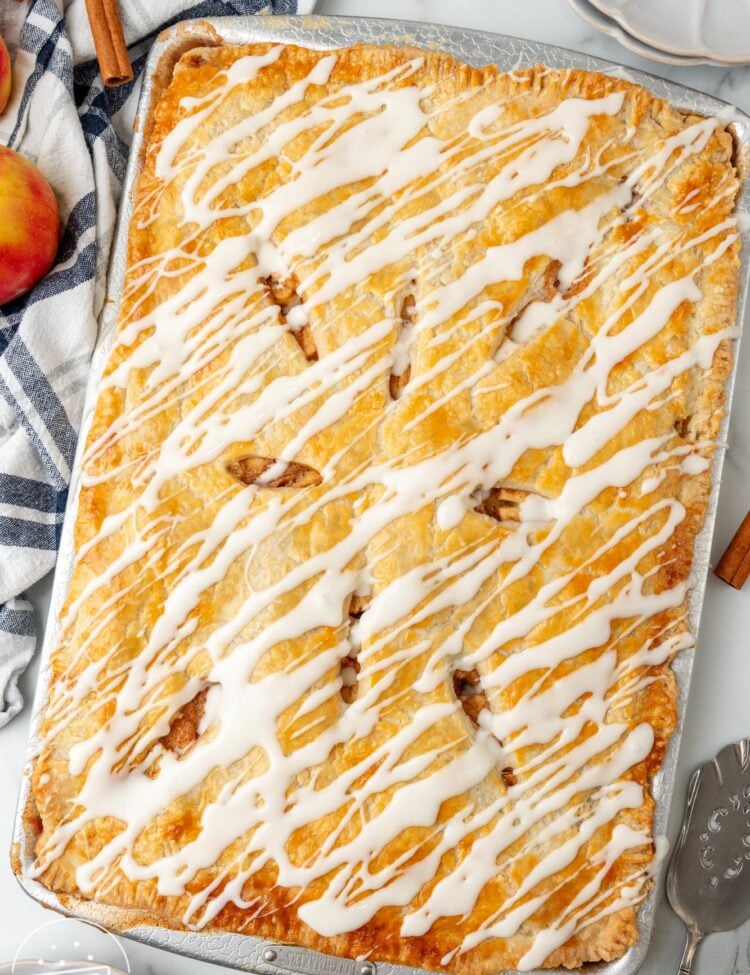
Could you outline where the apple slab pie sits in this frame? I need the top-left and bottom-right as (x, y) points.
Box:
(22, 40), (741, 973)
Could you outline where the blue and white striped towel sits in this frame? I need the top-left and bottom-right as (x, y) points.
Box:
(0, 0), (315, 728)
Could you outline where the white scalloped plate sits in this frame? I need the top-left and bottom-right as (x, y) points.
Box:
(568, 0), (712, 66)
(589, 0), (750, 64)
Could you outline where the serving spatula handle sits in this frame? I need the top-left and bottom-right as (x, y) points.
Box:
(676, 927), (702, 975)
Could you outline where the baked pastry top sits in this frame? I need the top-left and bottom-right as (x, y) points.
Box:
(24, 40), (741, 973)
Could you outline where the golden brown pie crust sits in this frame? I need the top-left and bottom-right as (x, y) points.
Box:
(21, 41), (741, 973)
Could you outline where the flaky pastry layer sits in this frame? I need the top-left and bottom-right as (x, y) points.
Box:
(22, 39), (741, 974)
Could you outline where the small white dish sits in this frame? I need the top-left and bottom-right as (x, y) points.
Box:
(1, 920), (130, 975)
(568, 0), (715, 66)
(588, 0), (750, 64)
(0, 964), (127, 974)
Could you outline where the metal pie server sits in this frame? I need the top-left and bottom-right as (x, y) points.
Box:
(667, 738), (750, 974)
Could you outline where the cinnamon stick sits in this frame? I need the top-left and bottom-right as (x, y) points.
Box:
(84, 0), (133, 87)
(714, 510), (750, 589)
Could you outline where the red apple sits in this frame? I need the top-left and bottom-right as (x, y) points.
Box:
(0, 34), (10, 115)
(0, 146), (60, 305)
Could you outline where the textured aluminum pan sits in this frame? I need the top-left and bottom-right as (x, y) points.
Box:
(12, 13), (750, 975)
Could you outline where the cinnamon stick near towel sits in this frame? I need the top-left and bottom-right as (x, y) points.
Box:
(84, 0), (133, 87)
(714, 511), (750, 589)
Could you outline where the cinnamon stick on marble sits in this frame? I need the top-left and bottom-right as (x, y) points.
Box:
(84, 0), (132, 87)
(714, 511), (750, 589)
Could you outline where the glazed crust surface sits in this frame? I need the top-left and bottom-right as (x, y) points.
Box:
(25, 41), (740, 973)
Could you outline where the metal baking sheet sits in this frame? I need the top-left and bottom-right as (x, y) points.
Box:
(12, 13), (750, 975)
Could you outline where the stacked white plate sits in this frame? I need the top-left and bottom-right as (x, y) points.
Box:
(569, 0), (750, 66)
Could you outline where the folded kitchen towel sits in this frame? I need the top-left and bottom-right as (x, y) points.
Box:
(0, 0), (316, 728)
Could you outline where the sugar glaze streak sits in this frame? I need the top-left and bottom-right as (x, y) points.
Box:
(31, 45), (740, 972)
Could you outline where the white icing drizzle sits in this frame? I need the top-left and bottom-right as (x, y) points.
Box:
(34, 47), (740, 971)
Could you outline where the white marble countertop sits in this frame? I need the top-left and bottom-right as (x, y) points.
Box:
(2, 0), (750, 972)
